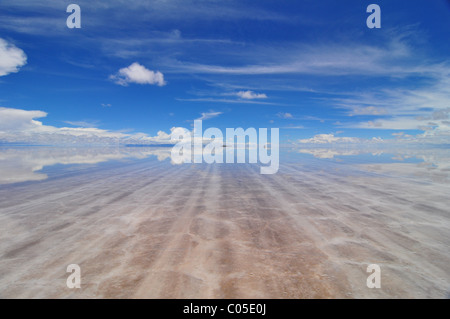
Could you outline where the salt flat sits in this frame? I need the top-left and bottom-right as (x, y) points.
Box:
(0, 147), (449, 298)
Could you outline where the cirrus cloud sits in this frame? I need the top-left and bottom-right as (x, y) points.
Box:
(196, 111), (223, 121)
(277, 112), (293, 119)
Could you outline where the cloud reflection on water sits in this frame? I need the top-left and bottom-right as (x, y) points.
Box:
(0, 145), (449, 185)
(0, 146), (172, 184)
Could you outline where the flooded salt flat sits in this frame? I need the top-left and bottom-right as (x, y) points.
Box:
(0, 146), (449, 298)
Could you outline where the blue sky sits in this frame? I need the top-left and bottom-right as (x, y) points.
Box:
(0, 0), (449, 145)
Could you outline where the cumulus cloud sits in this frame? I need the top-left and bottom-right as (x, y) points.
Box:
(236, 90), (267, 99)
(110, 62), (166, 86)
(0, 107), (180, 145)
(0, 107), (47, 131)
(0, 38), (27, 76)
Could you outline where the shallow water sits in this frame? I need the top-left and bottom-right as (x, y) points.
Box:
(0, 146), (449, 298)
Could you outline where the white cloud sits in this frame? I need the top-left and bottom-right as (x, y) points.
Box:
(64, 120), (99, 128)
(431, 107), (450, 120)
(176, 97), (280, 105)
(298, 134), (362, 144)
(357, 117), (437, 130)
(0, 107), (181, 145)
(353, 113), (450, 136)
(350, 106), (388, 116)
(282, 125), (304, 129)
(0, 107), (46, 131)
(196, 111), (223, 121)
(236, 90), (267, 99)
(165, 38), (414, 77)
(336, 69), (450, 141)
(299, 148), (362, 159)
(110, 62), (166, 86)
(277, 112), (293, 119)
(0, 38), (27, 76)
(337, 82), (450, 120)
(0, 1), (289, 37)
